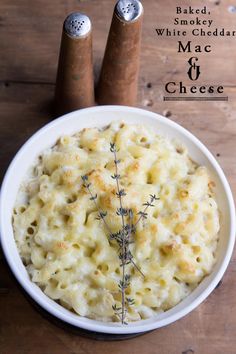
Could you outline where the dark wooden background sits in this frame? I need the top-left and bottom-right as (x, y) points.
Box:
(0, 0), (236, 353)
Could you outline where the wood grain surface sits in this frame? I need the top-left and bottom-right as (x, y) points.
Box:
(0, 0), (236, 353)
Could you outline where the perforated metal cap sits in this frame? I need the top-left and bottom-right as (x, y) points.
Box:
(115, 0), (143, 22)
(64, 13), (91, 38)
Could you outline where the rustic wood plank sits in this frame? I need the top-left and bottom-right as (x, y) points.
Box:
(0, 0), (236, 84)
(0, 0), (236, 353)
(1, 82), (235, 194)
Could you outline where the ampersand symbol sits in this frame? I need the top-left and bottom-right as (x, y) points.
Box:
(187, 57), (201, 81)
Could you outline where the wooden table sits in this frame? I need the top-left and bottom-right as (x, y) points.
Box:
(0, 0), (235, 353)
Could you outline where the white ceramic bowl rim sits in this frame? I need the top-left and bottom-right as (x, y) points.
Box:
(0, 105), (235, 334)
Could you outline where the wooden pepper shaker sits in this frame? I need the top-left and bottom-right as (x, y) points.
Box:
(55, 13), (94, 115)
(96, 0), (143, 106)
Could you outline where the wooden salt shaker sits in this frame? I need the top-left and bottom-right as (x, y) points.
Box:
(96, 0), (143, 106)
(55, 13), (94, 115)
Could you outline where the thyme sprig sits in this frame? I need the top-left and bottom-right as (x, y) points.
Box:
(81, 142), (158, 324)
(110, 142), (132, 324)
(135, 194), (160, 227)
(81, 175), (112, 234)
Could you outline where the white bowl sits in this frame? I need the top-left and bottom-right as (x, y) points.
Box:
(0, 106), (235, 334)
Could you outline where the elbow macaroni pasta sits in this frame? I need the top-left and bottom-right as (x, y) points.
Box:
(13, 121), (220, 322)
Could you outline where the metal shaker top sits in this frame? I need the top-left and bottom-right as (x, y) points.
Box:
(64, 13), (92, 38)
(115, 0), (143, 22)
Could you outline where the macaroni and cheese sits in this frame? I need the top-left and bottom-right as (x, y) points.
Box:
(13, 122), (220, 322)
